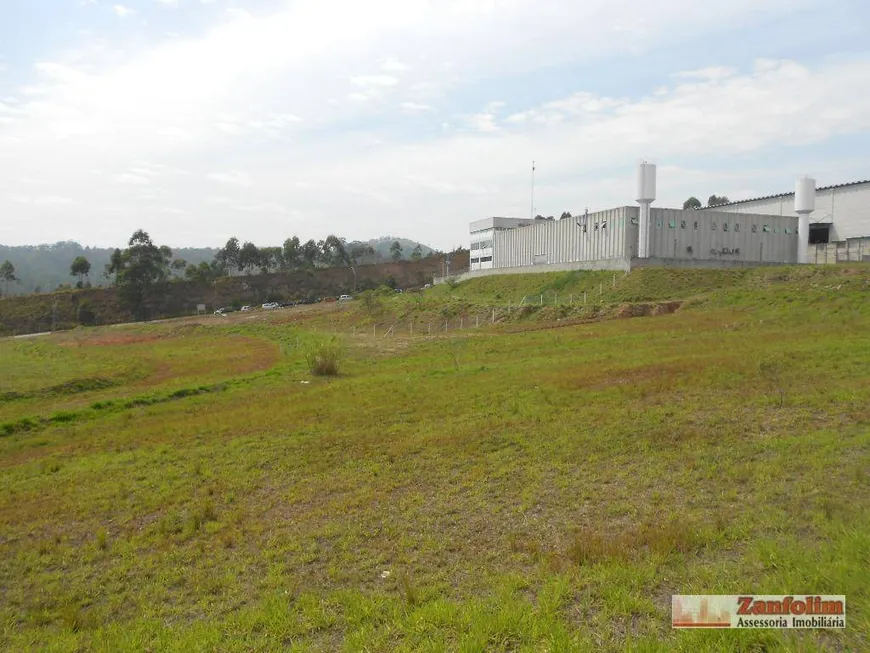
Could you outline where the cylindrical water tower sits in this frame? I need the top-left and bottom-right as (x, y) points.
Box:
(794, 176), (815, 264)
(636, 162), (656, 258)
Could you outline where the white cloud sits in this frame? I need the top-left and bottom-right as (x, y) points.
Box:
(672, 66), (737, 81)
(400, 101), (433, 113)
(156, 0), (180, 6)
(207, 171), (253, 186)
(112, 172), (151, 185)
(1, 0), (863, 250)
(351, 75), (399, 88)
(113, 5), (136, 18)
(382, 58), (410, 73)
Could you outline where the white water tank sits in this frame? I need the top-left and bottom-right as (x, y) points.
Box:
(636, 162), (656, 258)
(637, 163), (657, 202)
(795, 176), (815, 214)
(794, 176), (815, 265)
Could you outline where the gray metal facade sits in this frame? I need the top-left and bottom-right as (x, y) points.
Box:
(492, 207), (635, 268)
(648, 208), (799, 264)
(471, 206), (799, 279)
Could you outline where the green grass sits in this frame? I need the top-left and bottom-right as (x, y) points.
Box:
(0, 265), (868, 651)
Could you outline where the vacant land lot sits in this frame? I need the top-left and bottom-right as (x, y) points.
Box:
(1, 266), (868, 651)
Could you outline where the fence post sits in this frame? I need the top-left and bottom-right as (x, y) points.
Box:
(584, 291), (587, 304)
(445, 320), (448, 332)
(460, 317), (463, 330)
(599, 283), (603, 296)
(476, 315), (479, 328)
(492, 308), (496, 324)
(570, 293), (573, 305)
(540, 294), (543, 306)
(612, 274), (616, 288)
(428, 322), (432, 336)
(373, 324), (376, 338)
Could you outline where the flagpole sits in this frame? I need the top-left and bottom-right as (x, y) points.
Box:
(530, 160), (535, 219)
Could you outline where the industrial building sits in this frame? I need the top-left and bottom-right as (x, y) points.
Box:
(461, 164), (869, 280)
(702, 179), (870, 264)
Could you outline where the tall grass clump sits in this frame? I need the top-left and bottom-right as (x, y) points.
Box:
(302, 335), (345, 377)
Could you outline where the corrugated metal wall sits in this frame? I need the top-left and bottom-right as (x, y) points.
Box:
(492, 208), (632, 268)
(647, 208), (799, 263)
(703, 183), (870, 242)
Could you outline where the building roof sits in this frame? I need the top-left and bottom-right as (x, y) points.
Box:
(709, 179), (870, 208)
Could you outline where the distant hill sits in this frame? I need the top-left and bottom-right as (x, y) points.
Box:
(0, 237), (438, 297)
(366, 237), (436, 260)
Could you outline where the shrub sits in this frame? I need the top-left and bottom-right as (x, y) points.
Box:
(303, 335), (344, 377)
(359, 290), (382, 315)
(95, 528), (108, 551)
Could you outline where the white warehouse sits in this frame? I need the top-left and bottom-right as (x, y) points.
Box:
(702, 179), (870, 264)
(462, 165), (870, 280)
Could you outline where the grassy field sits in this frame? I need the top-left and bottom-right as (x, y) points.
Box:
(0, 265), (868, 651)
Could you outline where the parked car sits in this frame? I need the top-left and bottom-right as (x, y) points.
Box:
(241, 305), (252, 312)
(423, 283), (432, 289)
(214, 308), (227, 315)
(262, 302), (279, 309)
(338, 295), (353, 301)
(395, 289), (403, 294)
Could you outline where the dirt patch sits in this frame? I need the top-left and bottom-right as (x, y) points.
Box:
(64, 333), (164, 347)
(616, 301), (682, 319)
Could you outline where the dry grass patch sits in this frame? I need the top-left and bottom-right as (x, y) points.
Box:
(566, 519), (705, 566)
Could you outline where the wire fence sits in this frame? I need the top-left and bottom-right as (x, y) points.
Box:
(332, 292), (618, 340)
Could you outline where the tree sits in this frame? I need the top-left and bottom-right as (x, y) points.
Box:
(707, 194), (730, 208)
(390, 240), (403, 262)
(238, 242), (261, 275)
(258, 247), (283, 274)
(112, 230), (173, 320)
(560, 211), (573, 220)
(301, 239), (320, 268)
(348, 242), (376, 265)
(170, 258), (187, 279)
(185, 260), (224, 284)
(216, 237), (241, 275)
(282, 236), (301, 270)
(321, 235), (350, 267)
(1, 260), (18, 297)
(683, 197), (702, 210)
(105, 248), (123, 283)
(410, 244), (423, 261)
(70, 256), (91, 288)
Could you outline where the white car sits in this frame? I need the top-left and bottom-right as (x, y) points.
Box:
(262, 302), (279, 309)
(338, 295), (353, 301)
(241, 306), (252, 312)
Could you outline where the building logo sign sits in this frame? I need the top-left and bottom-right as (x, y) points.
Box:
(672, 595), (846, 629)
(710, 247), (741, 256)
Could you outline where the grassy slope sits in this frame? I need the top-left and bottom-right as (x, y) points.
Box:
(0, 266), (868, 651)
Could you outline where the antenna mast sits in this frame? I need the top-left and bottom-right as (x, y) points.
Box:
(530, 160), (536, 219)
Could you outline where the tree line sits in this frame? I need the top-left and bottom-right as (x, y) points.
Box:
(683, 195), (731, 210)
(0, 234), (439, 298)
(207, 235), (425, 281)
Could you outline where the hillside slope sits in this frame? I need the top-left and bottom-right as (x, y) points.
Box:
(0, 265), (867, 651)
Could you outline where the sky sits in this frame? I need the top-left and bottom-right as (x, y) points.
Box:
(1, 0), (869, 251)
